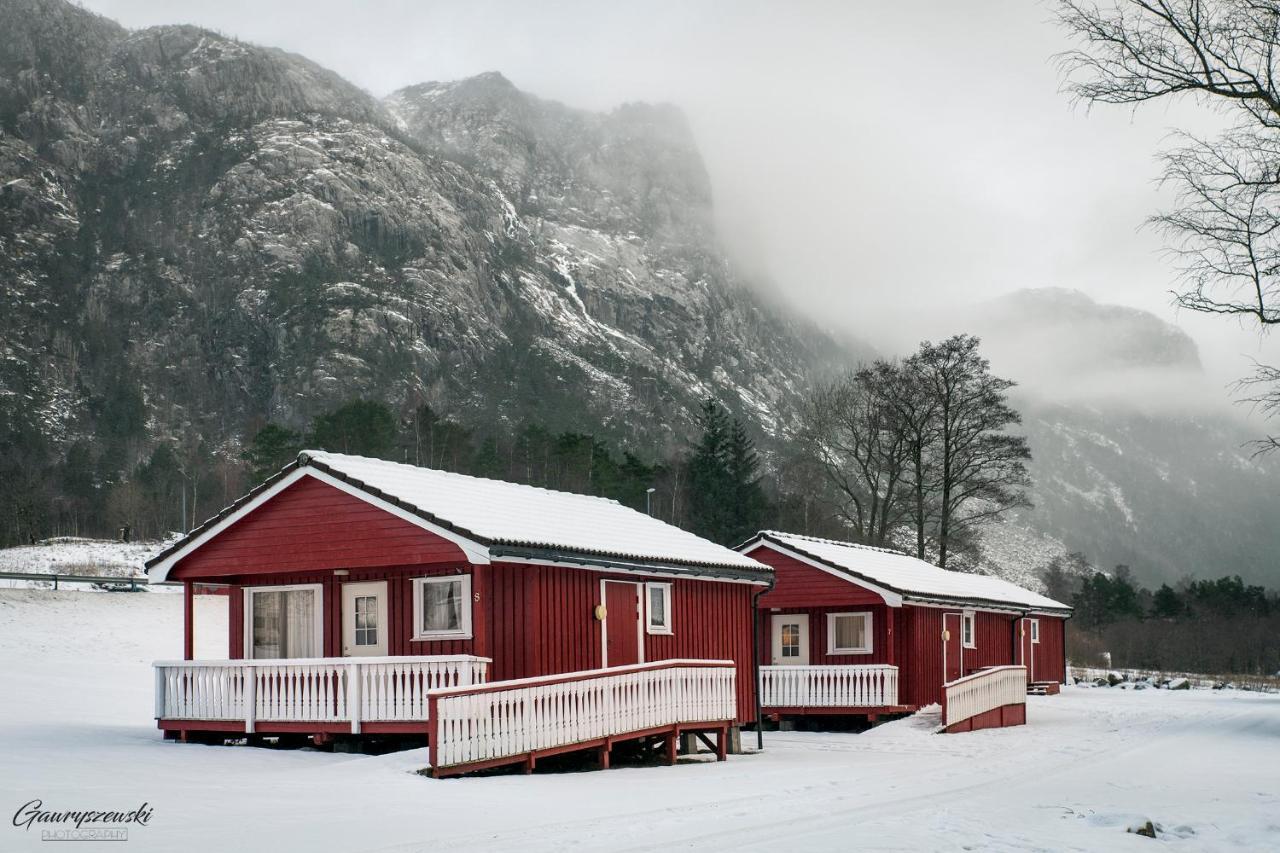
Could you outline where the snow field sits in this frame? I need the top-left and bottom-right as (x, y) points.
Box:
(0, 590), (1277, 852)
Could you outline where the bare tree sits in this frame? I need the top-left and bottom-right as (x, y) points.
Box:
(1057, 0), (1280, 446)
(880, 357), (940, 560)
(795, 366), (913, 546)
(912, 336), (1032, 569)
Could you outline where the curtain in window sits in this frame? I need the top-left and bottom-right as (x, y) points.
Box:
(835, 615), (866, 650)
(422, 580), (461, 632)
(649, 586), (666, 627)
(251, 589), (317, 659)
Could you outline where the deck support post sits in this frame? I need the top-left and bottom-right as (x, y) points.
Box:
(664, 728), (678, 765)
(726, 725), (741, 756)
(679, 732), (699, 755)
(597, 742), (611, 770)
(717, 726), (729, 761)
(183, 581), (194, 661)
(522, 754), (535, 774)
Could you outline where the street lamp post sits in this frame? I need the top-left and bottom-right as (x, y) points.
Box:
(646, 487), (656, 516)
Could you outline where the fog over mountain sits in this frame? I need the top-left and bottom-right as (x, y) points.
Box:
(4, 0), (1277, 587)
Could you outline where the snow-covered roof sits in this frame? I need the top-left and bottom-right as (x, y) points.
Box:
(148, 451), (770, 583)
(741, 530), (1071, 613)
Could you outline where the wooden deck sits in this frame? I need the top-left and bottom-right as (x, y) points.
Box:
(155, 656), (738, 776)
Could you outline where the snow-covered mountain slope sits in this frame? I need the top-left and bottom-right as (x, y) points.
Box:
(970, 290), (1280, 587)
(0, 0), (848, 464)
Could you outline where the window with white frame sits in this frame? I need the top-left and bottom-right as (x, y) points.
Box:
(247, 584), (322, 659)
(646, 582), (673, 634)
(412, 575), (472, 640)
(827, 611), (872, 654)
(1030, 618), (1040, 644)
(962, 611), (976, 648)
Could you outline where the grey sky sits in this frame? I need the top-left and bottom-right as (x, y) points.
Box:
(80, 0), (1280, 409)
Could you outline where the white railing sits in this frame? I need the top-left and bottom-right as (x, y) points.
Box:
(429, 659), (737, 771)
(154, 655), (490, 733)
(758, 665), (898, 708)
(943, 665), (1026, 727)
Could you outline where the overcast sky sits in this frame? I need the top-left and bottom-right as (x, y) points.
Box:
(81, 0), (1280, 409)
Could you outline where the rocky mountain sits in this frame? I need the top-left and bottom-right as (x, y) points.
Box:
(0, 0), (844, 480)
(2, 0), (1275, 589)
(970, 289), (1280, 589)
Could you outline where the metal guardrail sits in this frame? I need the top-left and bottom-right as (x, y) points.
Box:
(0, 571), (179, 589)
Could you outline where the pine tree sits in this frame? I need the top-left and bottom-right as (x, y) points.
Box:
(243, 424), (303, 481)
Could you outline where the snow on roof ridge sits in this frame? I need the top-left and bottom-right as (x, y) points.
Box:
(301, 449), (627, 508)
(761, 529), (908, 557)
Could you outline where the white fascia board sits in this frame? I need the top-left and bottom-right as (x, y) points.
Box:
(754, 540), (904, 607)
(495, 553), (769, 585)
(148, 467), (490, 582)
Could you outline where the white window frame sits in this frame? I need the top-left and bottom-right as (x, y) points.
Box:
(826, 611), (873, 655)
(645, 582), (673, 635)
(1029, 618), (1040, 644)
(412, 574), (473, 641)
(962, 610), (976, 649)
(244, 583), (324, 660)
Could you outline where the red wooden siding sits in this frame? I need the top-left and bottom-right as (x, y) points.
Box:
(224, 564), (479, 660)
(169, 476), (467, 579)
(1032, 616), (1067, 684)
(487, 563), (757, 725)
(747, 545), (887, 608)
(757, 605), (899, 668)
(214, 559), (758, 725)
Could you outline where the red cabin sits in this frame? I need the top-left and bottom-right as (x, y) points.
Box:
(737, 531), (1071, 727)
(146, 451), (770, 774)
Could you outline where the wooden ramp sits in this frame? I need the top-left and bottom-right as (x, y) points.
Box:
(942, 665), (1027, 734)
(427, 659), (737, 777)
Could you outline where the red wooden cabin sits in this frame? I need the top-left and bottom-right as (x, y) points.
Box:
(737, 531), (1071, 723)
(146, 451), (770, 774)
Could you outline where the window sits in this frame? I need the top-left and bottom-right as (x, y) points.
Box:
(962, 611), (976, 649)
(247, 584), (322, 659)
(780, 622), (801, 658)
(827, 612), (872, 654)
(1030, 618), (1040, 644)
(645, 582), (673, 634)
(412, 575), (472, 640)
(354, 594), (378, 647)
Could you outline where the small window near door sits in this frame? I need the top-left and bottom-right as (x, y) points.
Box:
(412, 575), (472, 640)
(828, 612), (872, 654)
(645, 582), (673, 634)
(962, 611), (976, 648)
(780, 622), (802, 658)
(1030, 618), (1040, 644)
(354, 595), (378, 647)
(248, 584), (322, 659)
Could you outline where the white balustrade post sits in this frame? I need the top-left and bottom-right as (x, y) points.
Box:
(245, 667), (257, 734)
(154, 666), (165, 720)
(349, 662), (362, 734)
(458, 658), (474, 688)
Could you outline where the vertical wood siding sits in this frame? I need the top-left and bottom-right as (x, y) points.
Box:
(169, 477), (468, 579)
(1033, 616), (1067, 683)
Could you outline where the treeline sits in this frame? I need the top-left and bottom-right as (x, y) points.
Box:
(1044, 554), (1280, 676)
(1, 333), (1032, 563)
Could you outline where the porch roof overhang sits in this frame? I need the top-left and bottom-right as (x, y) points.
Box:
(147, 456), (772, 586)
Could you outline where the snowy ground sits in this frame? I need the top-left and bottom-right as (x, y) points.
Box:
(1, 590), (1277, 852)
(0, 538), (169, 583)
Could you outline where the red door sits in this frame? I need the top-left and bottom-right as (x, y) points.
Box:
(1017, 618), (1035, 681)
(603, 581), (641, 668)
(943, 612), (963, 683)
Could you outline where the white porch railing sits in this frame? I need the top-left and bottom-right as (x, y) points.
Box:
(429, 659), (737, 772)
(154, 655), (491, 733)
(943, 665), (1026, 727)
(759, 664), (898, 708)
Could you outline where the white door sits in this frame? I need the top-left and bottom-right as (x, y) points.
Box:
(341, 581), (388, 657)
(770, 614), (810, 665)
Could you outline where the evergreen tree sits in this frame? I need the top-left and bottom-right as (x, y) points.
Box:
(1151, 583), (1184, 619)
(243, 424), (303, 481)
(309, 400), (397, 458)
(687, 399), (735, 544)
(726, 418), (768, 546)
